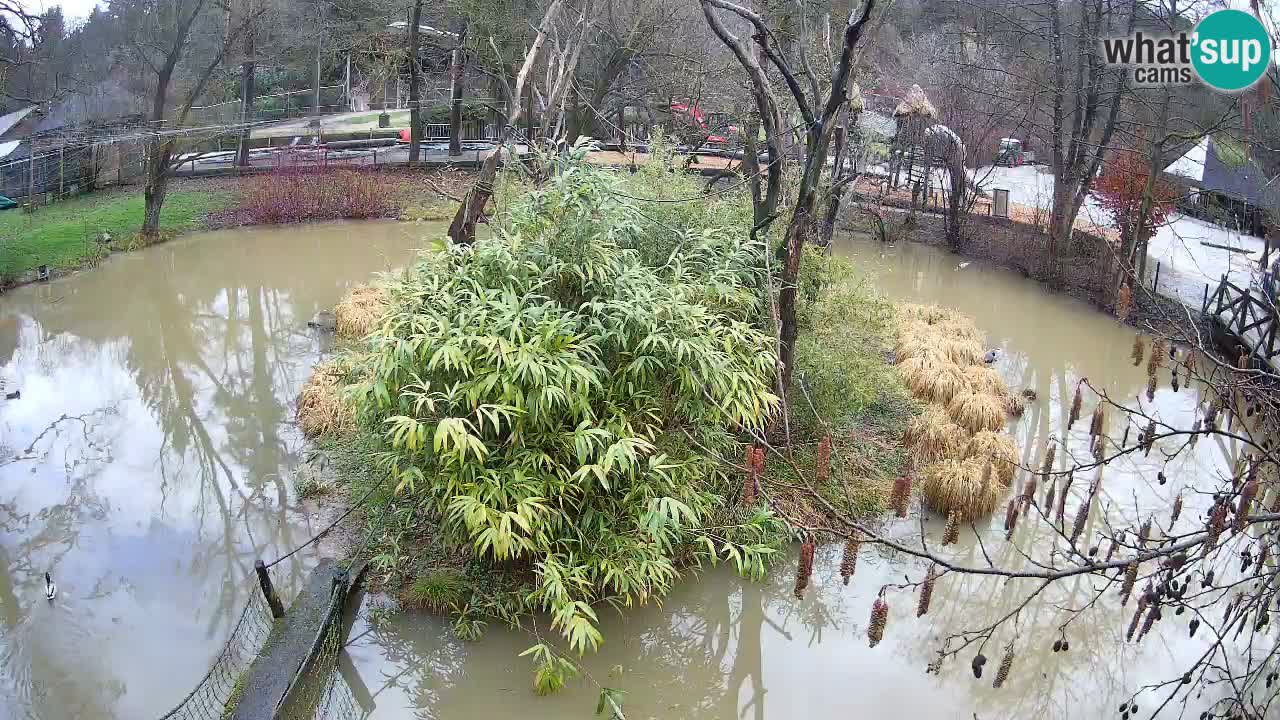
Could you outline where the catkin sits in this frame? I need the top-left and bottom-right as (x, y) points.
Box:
(816, 435), (832, 485)
(1143, 419), (1156, 453)
(794, 540), (815, 599)
(1146, 375), (1157, 401)
(1041, 442), (1056, 479)
(1171, 494), (1183, 523)
(868, 597), (888, 648)
(1004, 498), (1018, 532)
(1022, 475), (1038, 517)
(1070, 493), (1091, 544)
(1137, 603), (1159, 642)
(1126, 604), (1143, 641)
(1043, 480), (1056, 513)
(740, 472), (758, 507)
(1190, 418), (1202, 447)
(1138, 518), (1152, 549)
(1069, 386), (1083, 427)
(917, 565), (937, 617)
(1205, 401), (1219, 431)
(840, 534), (861, 586)
(1121, 562), (1138, 605)
(1131, 335), (1145, 367)
(1238, 480), (1259, 531)
(1150, 338), (1167, 373)
(1090, 403), (1106, 438)
(993, 642), (1015, 689)
(943, 511), (961, 545)
(891, 475), (912, 518)
(1206, 502), (1229, 554)
(1056, 468), (1072, 525)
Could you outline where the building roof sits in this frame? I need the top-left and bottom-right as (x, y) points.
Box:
(0, 106), (35, 139)
(1164, 136), (1274, 207)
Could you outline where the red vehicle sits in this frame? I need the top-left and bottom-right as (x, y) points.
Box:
(670, 102), (737, 145)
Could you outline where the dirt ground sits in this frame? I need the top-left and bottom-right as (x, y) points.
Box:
(585, 150), (738, 171)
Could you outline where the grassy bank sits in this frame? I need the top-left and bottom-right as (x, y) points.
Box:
(0, 187), (237, 282)
(0, 169), (465, 288)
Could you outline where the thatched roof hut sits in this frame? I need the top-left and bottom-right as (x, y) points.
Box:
(893, 84), (938, 119)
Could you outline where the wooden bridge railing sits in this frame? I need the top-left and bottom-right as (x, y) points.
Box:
(1205, 275), (1280, 365)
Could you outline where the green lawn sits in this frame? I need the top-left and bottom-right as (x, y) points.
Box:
(0, 188), (235, 281)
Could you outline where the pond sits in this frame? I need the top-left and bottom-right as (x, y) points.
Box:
(0, 223), (1246, 719)
(0, 220), (438, 719)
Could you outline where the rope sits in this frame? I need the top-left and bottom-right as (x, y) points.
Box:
(262, 474), (389, 569)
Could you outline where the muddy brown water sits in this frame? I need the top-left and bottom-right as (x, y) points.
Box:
(0, 220), (439, 719)
(0, 224), (1250, 719)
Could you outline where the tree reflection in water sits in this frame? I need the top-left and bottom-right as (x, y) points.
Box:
(0, 221), (429, 719)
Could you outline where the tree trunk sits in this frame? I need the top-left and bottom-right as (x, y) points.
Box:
(407, 0), (423, 163)
(313, 26), (323, 114)
(448, 42), (465, 157)
(1047, 181), (1073, 283)
(236, 28), (256, 167)
(142, 139), (173, 238)
(945, 153), (966, 249)
(617, 104), (626, 149)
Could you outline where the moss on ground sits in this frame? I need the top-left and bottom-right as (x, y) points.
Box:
(778, 253), (919, 524)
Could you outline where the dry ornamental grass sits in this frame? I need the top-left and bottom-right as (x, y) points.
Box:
(919, 458), (1006, 520)
(334, 285), (388, 339)
(894, 303), (1019, 519)
(297, 363), (355, 437)
(963, 431), (1018, 486)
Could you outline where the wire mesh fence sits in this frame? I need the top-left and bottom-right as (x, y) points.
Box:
(155, 590), (277, 720)
(188, 86), (349, 126)
(276, 618), (370, 720)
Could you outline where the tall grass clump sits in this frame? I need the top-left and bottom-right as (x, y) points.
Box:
(334, 285), (387, 339)
(894, 303), (1017, 518)
(346, 143), (784, 661)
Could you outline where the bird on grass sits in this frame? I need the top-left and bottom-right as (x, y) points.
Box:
(44, 573), (56, 601)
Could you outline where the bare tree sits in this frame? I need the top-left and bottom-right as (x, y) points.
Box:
(448, 0), (567, 244)
(700, 0), (875, 397)
(116, 0), (262, 238)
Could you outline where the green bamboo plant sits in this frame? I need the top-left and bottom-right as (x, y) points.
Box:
(348, 143), (785, 664)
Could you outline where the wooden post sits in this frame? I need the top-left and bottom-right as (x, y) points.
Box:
(255, 559), (286, 619)
(27, 154), (35, 203)
(524, 80), (533, 142)
(1152, 262), (1160, 292)
(58, 148), (64, 198)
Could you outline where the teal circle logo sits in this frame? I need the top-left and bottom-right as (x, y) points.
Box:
(1192, 9), (1271, 92)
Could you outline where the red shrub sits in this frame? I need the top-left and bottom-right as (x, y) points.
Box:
(1094, 147), (1178, 238)
(240, 168), (396, 224)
